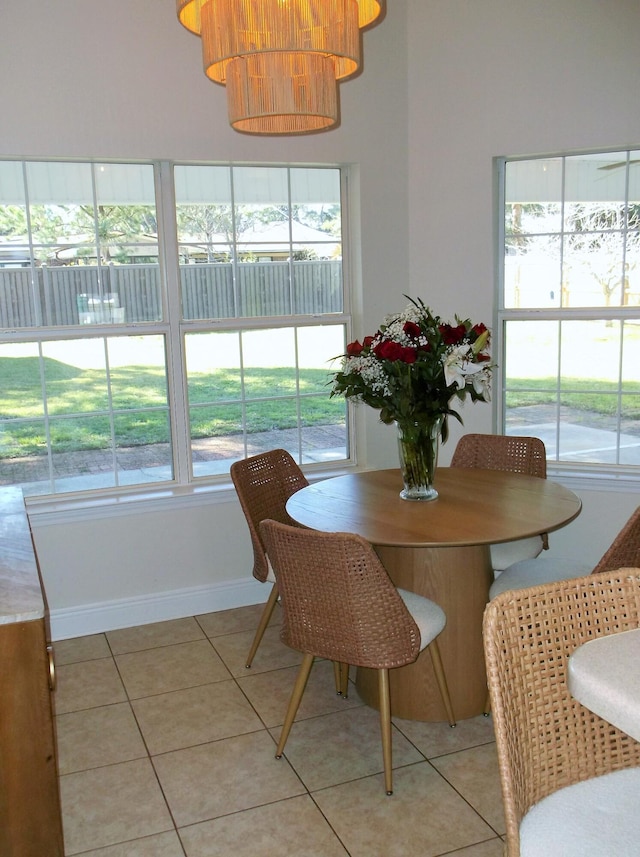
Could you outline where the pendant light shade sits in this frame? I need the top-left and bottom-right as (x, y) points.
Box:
(201, 0), (360, 84)
(176, 0), (203, 36)
(227, 52), (338, 135)
(176, 0), (384, 36)
(175, 0), (384, 135)
(355, 0), (383, 28)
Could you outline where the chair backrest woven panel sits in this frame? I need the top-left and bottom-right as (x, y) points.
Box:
(260, 519), (422, 670)
(483, 569), (640, 857)
(451, 434), (547, 479)
(592, 506), (640, 575)
(231, 449), (309, 583)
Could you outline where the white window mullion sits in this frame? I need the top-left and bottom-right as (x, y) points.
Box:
(157, 160), (191, 485)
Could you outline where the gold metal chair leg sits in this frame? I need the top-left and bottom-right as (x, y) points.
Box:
(276, 653), (314, 759)
(427, 639), (456, 727)
(333, 661), (341, 695)
(378, 668), (393, 795)
(483, 691), (491, 716)
(245, 583), (279, 669)
(339, 662), (350, 697)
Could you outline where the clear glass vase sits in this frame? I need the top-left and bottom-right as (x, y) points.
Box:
(396, 417), (443, 501)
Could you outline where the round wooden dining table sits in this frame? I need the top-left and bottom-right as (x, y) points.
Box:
(286, 467), (582, 722)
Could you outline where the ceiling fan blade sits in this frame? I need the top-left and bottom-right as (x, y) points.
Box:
(598, 159), (640, 171)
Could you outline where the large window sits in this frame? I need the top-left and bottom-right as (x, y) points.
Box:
(498, 151), (640, 472)
(0, 161), (349, 498)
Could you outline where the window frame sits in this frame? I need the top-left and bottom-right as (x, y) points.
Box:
(0, 158), (356, 513)
(496, 150), (640, 489)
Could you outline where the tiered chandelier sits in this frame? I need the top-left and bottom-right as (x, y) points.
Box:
(176, 0), (384, 135)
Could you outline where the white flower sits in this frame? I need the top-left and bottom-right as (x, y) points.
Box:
(472, 369), (492, 400)
(444, 345), (490, 397)
(443, 345), (471, 388)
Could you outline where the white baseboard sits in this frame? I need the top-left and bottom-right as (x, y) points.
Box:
(49, 577), (267, 641)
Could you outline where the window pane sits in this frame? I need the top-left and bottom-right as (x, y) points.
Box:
(504, 320), (560, 384)
(501, 151), (640, 470)
(49, 414), (114, 491)
(185, 323), (347, 476)
(504, 320), (560, 454)
(175, 164), (235, 320)
(620, 394), (640, 466)
(107, 336), (168, 409)
(42, 339), (109, 413)
(504, 236), (562, 309)
(0, 334), (171, 496)
(562, 226), (625, 308)
(559, 320), (622, 387)
(298, 325), (344, 393)
(563, 152), (628, 229)
(504, 158), (563, 235)
(242, 328), (297, 396)
(175, 165), (343, 321)
(622, 320), (640, 383)
(0, 419), (49, 494)
(0, 162), (161, 328)
(0, 341), (44, 417)
(114, 411), (173, 486)
(1, 158), (351, 498)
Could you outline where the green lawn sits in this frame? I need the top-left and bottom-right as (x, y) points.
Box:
(506, 377), (640, 418)
(3, 354), (638, 460)
(0, 356), (343, 458)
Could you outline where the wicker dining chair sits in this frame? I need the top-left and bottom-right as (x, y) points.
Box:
(230, 449), (308, 670)
(590, 505), (640, 575)
(481, 505), (640, 717)
(491, 504), (640, 600)
(450, 433), (549, 572)
(259, 519), (456, 796)
(483, 568), (640, 857)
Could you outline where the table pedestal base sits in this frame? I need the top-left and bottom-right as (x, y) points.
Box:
(355, 544), (493, 721)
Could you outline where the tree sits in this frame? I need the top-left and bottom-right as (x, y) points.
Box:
(565, 204), (640, 307)
(176, 204), (256, 261)
(68, 204), (158, 263)
(0, 204), (64, 244)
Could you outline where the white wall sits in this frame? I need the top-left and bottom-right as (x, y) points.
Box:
(406, 0), (640, 561)
(0, 0), (409, 637)
(2, 0), (638, 637)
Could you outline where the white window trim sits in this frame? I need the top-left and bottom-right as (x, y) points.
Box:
(1, 159), (359, 513)
(495, 152), (640, 491)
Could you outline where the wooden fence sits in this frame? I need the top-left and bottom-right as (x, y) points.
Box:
(0, 260), (342, 329)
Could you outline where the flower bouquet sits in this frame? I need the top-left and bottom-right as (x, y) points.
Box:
(330, 297), (494, 499)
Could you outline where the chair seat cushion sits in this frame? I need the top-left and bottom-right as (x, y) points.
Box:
(520, 766), (640, 856)
(397, 588), (446, 651)
(489, 535), (544, 571)
(489, 556), (592, 599)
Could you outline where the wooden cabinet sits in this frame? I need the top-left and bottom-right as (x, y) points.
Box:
(0, 488), (64, 856)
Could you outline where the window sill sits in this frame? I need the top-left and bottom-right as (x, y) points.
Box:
(24, 462), (638, 527)
(547, 466), (640, 495)
(25, 462), (359, 527)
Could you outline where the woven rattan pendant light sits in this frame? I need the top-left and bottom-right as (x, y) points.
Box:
(175, 0), (385, 135)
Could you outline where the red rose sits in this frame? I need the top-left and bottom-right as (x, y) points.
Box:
(373, 340), (404, 361)
(363, 335), (375, 347)
(346, 340), (363, 356)
(439, 323), (466, 345)
(403, 321), (421, 339)
(400, 346), (417, 364)
(476, 352), (491, 362)
(471, 323), (487, 337)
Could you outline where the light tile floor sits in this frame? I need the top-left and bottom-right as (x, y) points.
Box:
(54, 603), (505, 857)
